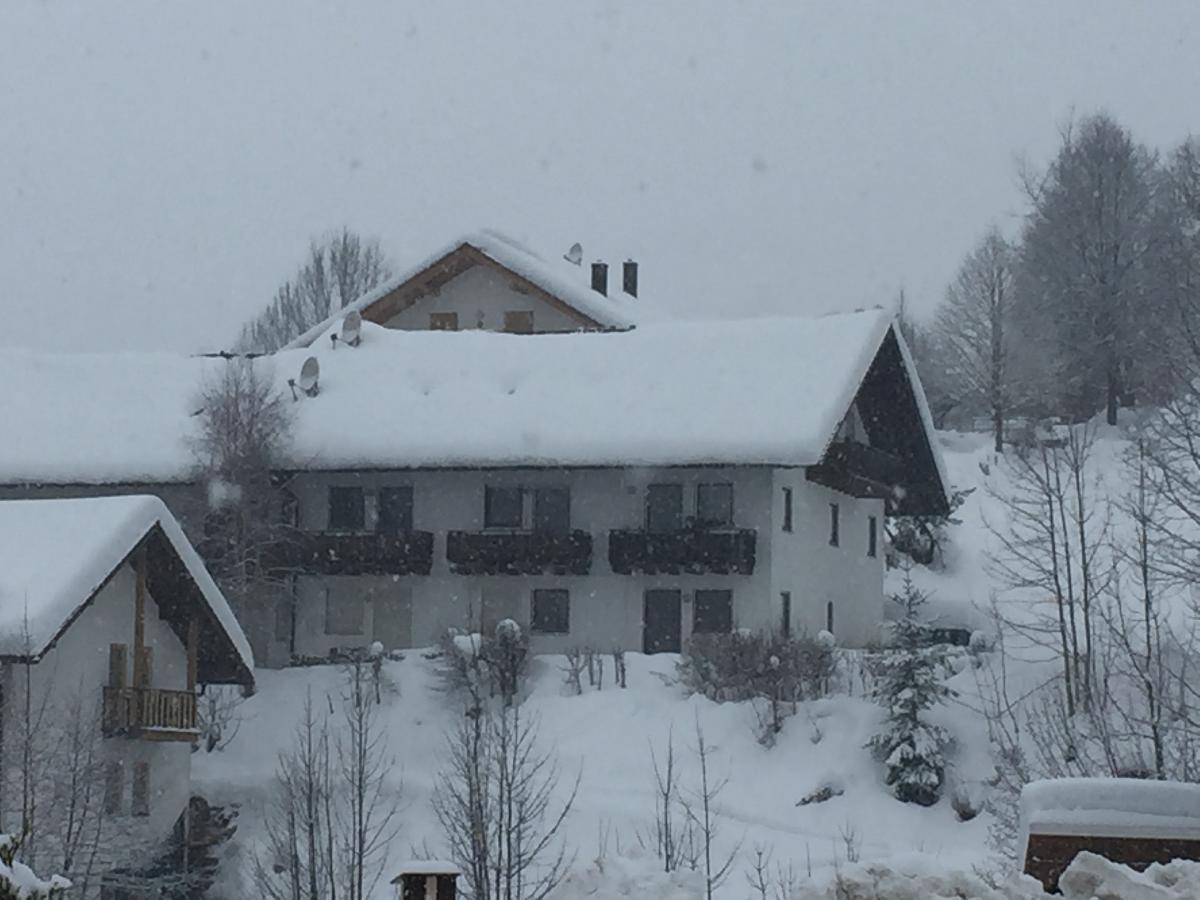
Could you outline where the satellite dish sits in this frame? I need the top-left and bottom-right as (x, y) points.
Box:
(341, 309), (363, 347)
(297, 356), (320, 397)
(563, 242), (583, 266)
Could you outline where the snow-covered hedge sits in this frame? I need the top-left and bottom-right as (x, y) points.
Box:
(0, 835), (70, 899)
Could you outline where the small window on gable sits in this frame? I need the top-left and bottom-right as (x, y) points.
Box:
(829, 503), (840, 547)
(328, 486), (365, 531)
(531, 589), (570, 634)
(485, 485), (524, 529)
(868, 515), (878, 558)
(696, 483), (733, 528)
(826, 601), (834, 635)
(780, 591), (791, 638)
(377, 486), (414, 534)
(430, 312), (459, 331)
(504, 310), (534, 334)
(782, 487), (793, 533)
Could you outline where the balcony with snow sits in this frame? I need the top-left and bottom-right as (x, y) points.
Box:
(607, 527), (757, 576)
(445, 529), (593, 576)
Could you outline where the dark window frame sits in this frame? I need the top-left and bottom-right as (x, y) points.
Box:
(531, 588), (570, 634)
(485, 485), (525, 529)
(780, 591), (791, 638)
(377, 485), (414, 534)
(533, 486), (571, 534)
(782, 487), (793, 533)
(693, 589), (734, 635)
(826, 601), (834, 635)
(646, 483), (684, 533)
(695, 482), (734, 528)
(328, 486), (365, 532)
(868, 515), (878, 558)
(829, 502), (840, 547)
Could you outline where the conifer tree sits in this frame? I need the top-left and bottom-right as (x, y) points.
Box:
(868, 572), (954, 806)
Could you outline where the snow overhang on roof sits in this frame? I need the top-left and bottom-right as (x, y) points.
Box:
(283, 229), (639, 351)
(0, 495), (254, 684)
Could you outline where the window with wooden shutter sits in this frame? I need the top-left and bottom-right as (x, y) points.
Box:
(132, 761), (150, 817)
(503, 310), (534, 334)
(104, 761), (124, 815)
(108, 644), (128, 688)
(829, 503), (840, 547)
(429, 312), (459, 331)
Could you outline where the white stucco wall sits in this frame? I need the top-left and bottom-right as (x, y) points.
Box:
(0, 561), (192, 848)
(381, 265), (599, 333)
(768, 468), (885, 647)
(283, 466), (775, 659)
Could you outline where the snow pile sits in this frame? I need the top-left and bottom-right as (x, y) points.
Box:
(1021, 778), (1200, 840)
(0, 835), (70, 898)
(0, 495), (253, 674)
(1058, 853), (1200, 900)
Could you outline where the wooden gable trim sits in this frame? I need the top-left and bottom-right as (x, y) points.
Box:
(357, 243), (609, 331)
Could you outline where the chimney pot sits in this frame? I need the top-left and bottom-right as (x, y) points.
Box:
(623, 259), (638, 298)
(591, 261), (608, 296)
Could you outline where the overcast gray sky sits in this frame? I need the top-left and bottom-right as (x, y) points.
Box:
(2, 1), (1198, 352)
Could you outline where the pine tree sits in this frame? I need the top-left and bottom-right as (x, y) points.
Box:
(868, 571), (954, 806)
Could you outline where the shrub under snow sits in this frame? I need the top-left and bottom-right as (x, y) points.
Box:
(0, 835), (70, 899)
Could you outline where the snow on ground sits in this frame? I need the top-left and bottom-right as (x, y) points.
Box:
(194, 651), (989, 899)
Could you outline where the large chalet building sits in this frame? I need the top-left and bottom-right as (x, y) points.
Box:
(0, 231), (949, 667)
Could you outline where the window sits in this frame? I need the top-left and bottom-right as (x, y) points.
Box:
(485, 485), (524, 528)
(504, 310), (534, 333)
(533, 487), (570, 534)
(429, 312), (459, 331)
(646, 483), (683, 533)
(829, 503), (840, 547)
(782, 487), (793, 533)
(377, 486), (414, 533)
(780, 591), (791, 638)
(531, 589), (570, 634)
(132, 761), (151, 817)
(274, 596), (292, 643)
(104, 762), (124, 815)
(826, 601), (834, 635)
(325, 581), (366, 635)
(328, 486), (365, 531)
(868, 515), (878, 558)
(694, 589), (733, 634)
(696, 483), (733, 528)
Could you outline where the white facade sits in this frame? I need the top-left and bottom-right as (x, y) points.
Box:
(0, 562), (192, 865)
(276, 463), (884, 663)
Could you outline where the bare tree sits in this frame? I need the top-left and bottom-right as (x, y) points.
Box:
(239, 229), (393, 352)
(684, 718), (739, 900)
(191, 357), (294, 660)
(433, 704), (578, 900)
(930, 227), (1015, 451)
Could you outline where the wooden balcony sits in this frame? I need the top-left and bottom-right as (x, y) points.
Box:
(608, 528), (757, 575)
(806, 440), (909, 500)
(446, 530), (593, 576)
(300, 530), (435, 576)
(103, 687), (198, 741)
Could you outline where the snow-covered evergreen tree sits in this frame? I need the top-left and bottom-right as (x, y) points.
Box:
(869, 571), (954, 806)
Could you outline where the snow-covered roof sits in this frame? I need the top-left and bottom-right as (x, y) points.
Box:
(0, 309), (948, 511)
(0, 495), (254, 680)
(276, 309), (900, 469)
(283, 229), (638, 351)
(1020, 777), (1200, 841)
(391, 860), (461, 879)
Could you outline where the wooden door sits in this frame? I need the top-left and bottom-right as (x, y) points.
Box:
(643, 589), (682, 654)
(372, 584), (413, 652)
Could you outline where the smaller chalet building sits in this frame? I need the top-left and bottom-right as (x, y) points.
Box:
(0, 495), (253, 878)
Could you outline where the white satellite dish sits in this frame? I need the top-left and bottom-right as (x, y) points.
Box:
(341, 309), (363, 347)
(292, 355), (321, 398)
(563, 242), (583, 266)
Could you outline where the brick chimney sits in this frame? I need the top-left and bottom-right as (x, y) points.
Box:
(622, 260), (638, 298)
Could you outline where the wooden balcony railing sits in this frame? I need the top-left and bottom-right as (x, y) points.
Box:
(103, 687), (198, 740)
(446, 530), (593, 576)
(300, 530), (435, 576)
(608, 528), (757, 576)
